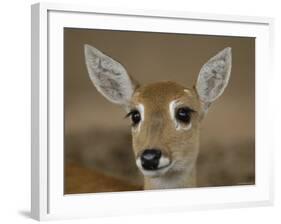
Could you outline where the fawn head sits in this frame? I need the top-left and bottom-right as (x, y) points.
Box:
(85, 45), (231, 180)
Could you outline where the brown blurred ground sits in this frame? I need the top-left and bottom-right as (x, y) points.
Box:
(64, 28), (255, 194)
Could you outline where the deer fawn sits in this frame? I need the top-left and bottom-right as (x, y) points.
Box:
(84, 45), (232, 190)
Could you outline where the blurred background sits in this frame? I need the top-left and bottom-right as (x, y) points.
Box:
(64, 28), (255, 194)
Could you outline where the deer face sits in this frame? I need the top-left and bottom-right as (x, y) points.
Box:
(129, 82), (201, 177)
(84, 45), (231, 179)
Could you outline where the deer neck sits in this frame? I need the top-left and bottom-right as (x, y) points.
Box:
(143, 163), (197, 190)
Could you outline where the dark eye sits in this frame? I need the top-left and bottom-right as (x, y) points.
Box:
(176, 107), (193, 123)
(128, 110), (141, 125)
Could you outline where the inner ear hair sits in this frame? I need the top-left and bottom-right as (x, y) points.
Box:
(84, 44), (138, 106)
(195, 47), (232, 114)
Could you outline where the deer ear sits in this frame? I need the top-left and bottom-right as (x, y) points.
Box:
(84, 44), (137, 105)
(196, 47), (232, 112)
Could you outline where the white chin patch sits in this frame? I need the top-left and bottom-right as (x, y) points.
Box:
(136, 157), (171, 177)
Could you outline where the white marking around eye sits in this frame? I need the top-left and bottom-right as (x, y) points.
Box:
(137, 104), (145, 122)
(169, 100), (192, 131)
(169, 100), (178, 129)
(132, 103), (145, 133)
(183, 89), (192, 96)
(182, 122), (192, 131)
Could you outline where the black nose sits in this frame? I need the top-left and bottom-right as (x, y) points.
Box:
(141, 149), (162, 170)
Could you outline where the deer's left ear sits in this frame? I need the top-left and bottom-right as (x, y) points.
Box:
(196, 47), (232, 112)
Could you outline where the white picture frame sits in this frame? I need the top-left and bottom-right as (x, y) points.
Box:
(31, 2), (274, 221)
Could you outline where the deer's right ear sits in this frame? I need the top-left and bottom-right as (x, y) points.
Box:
(84, 44), (137, 106)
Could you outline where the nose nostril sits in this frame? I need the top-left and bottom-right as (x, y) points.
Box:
(141, 149), (162, 170)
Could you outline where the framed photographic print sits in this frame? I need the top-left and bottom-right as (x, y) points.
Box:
(31, 2), (274, 221)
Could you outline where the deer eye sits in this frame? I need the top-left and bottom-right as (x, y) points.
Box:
(175, 107), (193, 123)
(127, 110), (141, 125)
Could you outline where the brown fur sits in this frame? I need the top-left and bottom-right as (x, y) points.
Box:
(130, 81), (202, 189)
